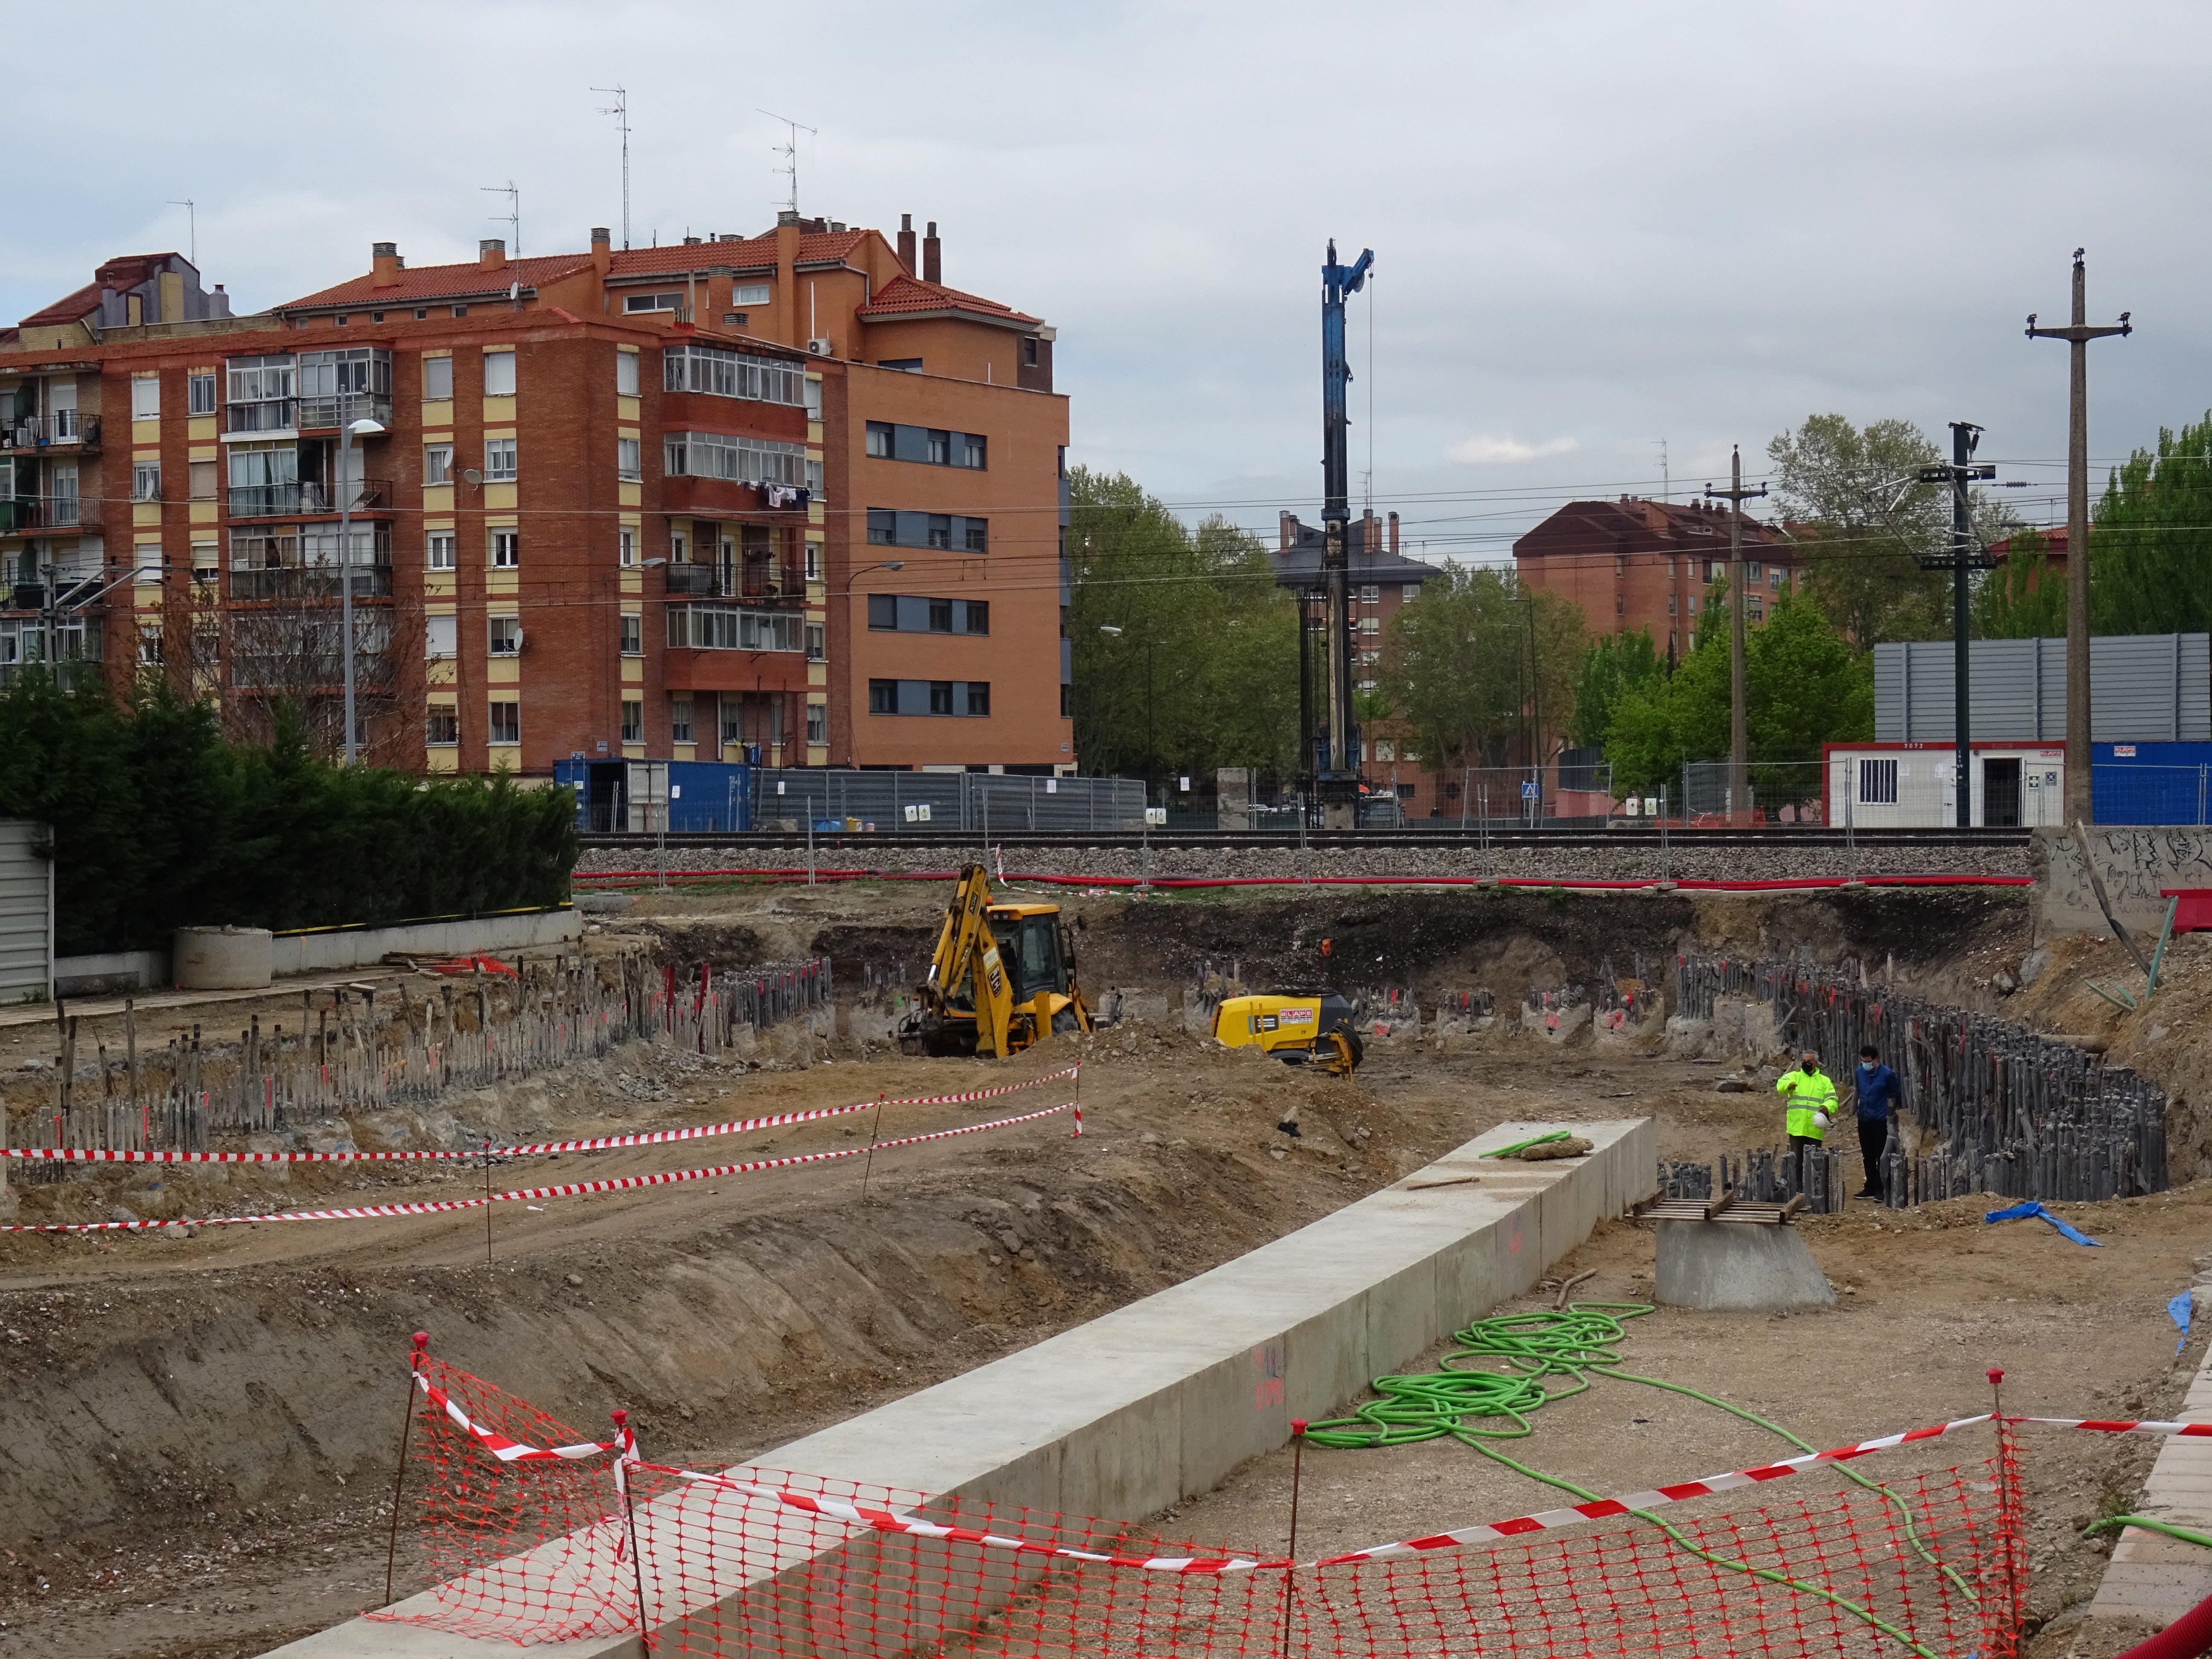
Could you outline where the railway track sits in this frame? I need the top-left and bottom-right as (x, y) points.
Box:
(579, 826), (2032, 854)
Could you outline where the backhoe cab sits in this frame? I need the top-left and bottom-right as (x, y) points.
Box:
(899, 864), (1094, 1058)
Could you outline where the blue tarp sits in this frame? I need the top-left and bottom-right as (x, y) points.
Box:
(1984, 1200), (2103, 1247)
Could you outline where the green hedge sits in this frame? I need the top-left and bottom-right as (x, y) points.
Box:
(0, 674), (578, 956)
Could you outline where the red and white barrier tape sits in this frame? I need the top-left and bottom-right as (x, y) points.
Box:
(1, 1065), (1079, 1165)
(672, 1471), (1270, 1574)
(0, 1100), (1080, 1232)
(1316, 1414), (1996, 1564)
(417, 1372), (618, 1464)
(2014, 1415), (2212, 1437)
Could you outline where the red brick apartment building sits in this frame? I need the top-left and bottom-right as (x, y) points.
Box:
(0, 215), (1072, 777)
(1513, 496), (1797, 663)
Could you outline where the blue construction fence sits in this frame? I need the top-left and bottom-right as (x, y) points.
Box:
(2095, 743), (2212, 826)
(554, 761), (1150, 835)
(554, 759), (757, 833)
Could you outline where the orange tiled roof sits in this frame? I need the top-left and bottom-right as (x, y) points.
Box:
(278, 253), (596, 311)
(18, 281), (102, 329)
(606, 230), (870, 276)
(857, 273), (1040, 326)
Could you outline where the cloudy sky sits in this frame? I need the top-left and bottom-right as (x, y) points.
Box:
(11, 1), (2206, 562)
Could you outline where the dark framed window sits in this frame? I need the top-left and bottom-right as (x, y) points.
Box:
(865, 421), (893, 458)
(963, 519), (988, 553)
(966, 682), (990, 717)
(867, 594), (897, 629)
(866, 509), (895, 546)
(1060, 685), (1073, 717)
(928, 598), (953, 633)
(926, 429), (950, 465)
(1022, 338), (1039, 367)
(426, 708), (459, 746)
(964, 601), (989, 635)
(929, 681), (954, 715)
(868, 679), (899, 714)
(960, 434), (986, 469)
(926, 514), (951, 549)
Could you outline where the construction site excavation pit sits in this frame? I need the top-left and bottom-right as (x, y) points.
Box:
(3, 879), (2211, 1659)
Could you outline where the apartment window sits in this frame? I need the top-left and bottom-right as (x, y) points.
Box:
(671, 533), (687, 562)
(489, 701), (519, 745)
(732, 282), (771, 306)
(137, 623), (163, 665)
(804, 541), (821, 582)
(424, 444), (452, 486)
(806, 701), (826, 745)
(1359, 585), (1380, 602)
(1686, 595), (1698, 616)
(132, 461), (162, 502)
(1614, 555), (1625, 576)
(662, 343), (806, 405)
(49, 463), (78, 525)
(929, 681), (954, 715)
(425, 615), (457, 659)
(131, 377), (160, 419)
(803, 377), (822, 416)
(879, 358), (922, 372)
(965, 601), (989, 635)
(413, 309), (428, 322)
(966, 682), (990, 717)
(1747, 596), (1765, 621)
(191, 540), (217, 583)
(616, 352), (639, 396)
(867, 509), (895, 546)
(619, 527), (637, 567)
(865, 421), (893, 458)
(188, 459), (217, 501)
(423, 356), (453, 400)
(451, 305), (468, 318)
(619, 614), (642, 655)
(868, 679), (898, 714)
(926, 514), (951, 549)
(926, 429), (951, 465)
(960, 434), (987, 470)
(1668, 593), (1677, 617)
(621, 700), (643, 742)
(188, 373), (217, 416)
(661, 430), (809, 486)
(1771, 568), (1784, 589)
(1402, 582), (1420, 601)
(929, 597), (954, 633)
(427, 533), (455, 570)
(625, 291), (683, 314)
(483, 352), (517, 396)
(1746, 561), (1764, 582)
(1667, 556), (1678, 578)
(669, 696), (693, 744)
(964, 520), (988, 553)
(1358, 615), (1380, 634)
(427, 707), (460, 746)
(491, 530), (520, 568)
(1615, 594), (1625, 617)
(1060, 685), (1074, 718)
(720, 700), (743, 744)
(485, 438), (517, 480)
(805, 621), (825, 661)
(489, 615), (521, 655)
(1860, 757), (1899, 804)
(1022, 337), (1039, 367)
(867, 594), (896, 629)
(617, 437), (642, 481)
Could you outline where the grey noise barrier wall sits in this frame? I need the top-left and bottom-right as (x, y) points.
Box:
(268, 1117), (1654, 1658)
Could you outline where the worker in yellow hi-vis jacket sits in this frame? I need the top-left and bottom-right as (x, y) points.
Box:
(1775, 1048), (1838, 1193)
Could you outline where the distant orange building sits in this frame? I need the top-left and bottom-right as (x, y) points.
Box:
(1513, 496), (1798, 664)
(0, 212), (1073, 779)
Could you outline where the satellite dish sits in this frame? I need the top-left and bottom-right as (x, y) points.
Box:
(463, 468), (483, 486)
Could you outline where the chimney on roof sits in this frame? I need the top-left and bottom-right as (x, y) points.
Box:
(897, 213), (917, 274)
(1280, 510), (1295, 554)
(683, 235), (701, 246)
(591, 226), (611, 276)
(479, 238), (506, 270)
(372, 242), (402, 289)
(923, 221), (941, 285)
(1388, 511), (1400, 557)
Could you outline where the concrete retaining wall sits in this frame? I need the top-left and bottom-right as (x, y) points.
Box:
(52, 949), (167, 996)
(270, 908), (581, 976)
(267, 1117), (1653, 1657)
(2033, 826), (2212, 940)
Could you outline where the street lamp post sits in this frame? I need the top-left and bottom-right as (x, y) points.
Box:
(337, 413), (386, 764)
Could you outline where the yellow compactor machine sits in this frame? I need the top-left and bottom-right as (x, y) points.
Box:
(898, 864), (1095, 1058)
(1210, 992), (1363, 1075)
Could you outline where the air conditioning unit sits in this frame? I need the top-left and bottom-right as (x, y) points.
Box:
(806, 338), (834, 357)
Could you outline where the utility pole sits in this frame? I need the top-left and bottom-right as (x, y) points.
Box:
(1705, 448), (1765, 823)
(2027, 250), (2131, 827)
(1317, 239), (1374, 830)
(1916, 425), (1996, 827)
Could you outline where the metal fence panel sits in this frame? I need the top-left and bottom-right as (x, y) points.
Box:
(2093, 763), (2212, 826)
(0, 820), (50, 1002)
(1875, 634), (2211, 742)
(746, 770), (1147, 833)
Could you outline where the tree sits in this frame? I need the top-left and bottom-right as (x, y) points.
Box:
(2083, 411), (2212, 637)
(1376, 565), (1585, 774)
(1973, 526), (2066, 639)
(1600, 586), (1871, 803)
(1767, 414), (2010, 649)
(1569, 629), (1662, 750)
(1066, 469), (1301, 791)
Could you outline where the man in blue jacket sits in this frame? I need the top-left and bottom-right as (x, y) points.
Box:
(1854, 1043), (1902, 1198)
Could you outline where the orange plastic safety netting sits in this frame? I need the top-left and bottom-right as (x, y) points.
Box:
(377, 1352), (2028, 1659)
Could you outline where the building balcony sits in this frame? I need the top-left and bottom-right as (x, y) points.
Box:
(226, 479), (394, 519)
(0, 497), (99, 535)
(0, 656), (103, 691)
(663, 560), (808, 604)
(2, 413), (101, 453)
(227, 565), (394, 602)
(297, 392), (393, 433)
(226, 399), (298, 436)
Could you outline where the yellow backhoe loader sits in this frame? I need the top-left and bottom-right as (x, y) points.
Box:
(898, 864), (1095, 1058)
(1211, 992), (1363, 1076)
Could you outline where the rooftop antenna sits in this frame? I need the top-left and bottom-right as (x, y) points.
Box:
(481, 180), (519, 257)
(758, 110), (817, 215)
(168, 199), (196, 268)
(591, 86), (631, 250)
(1653, 438), (1670, 501)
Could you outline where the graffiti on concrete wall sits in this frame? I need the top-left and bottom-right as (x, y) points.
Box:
(2034, 826), (2212, 937)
